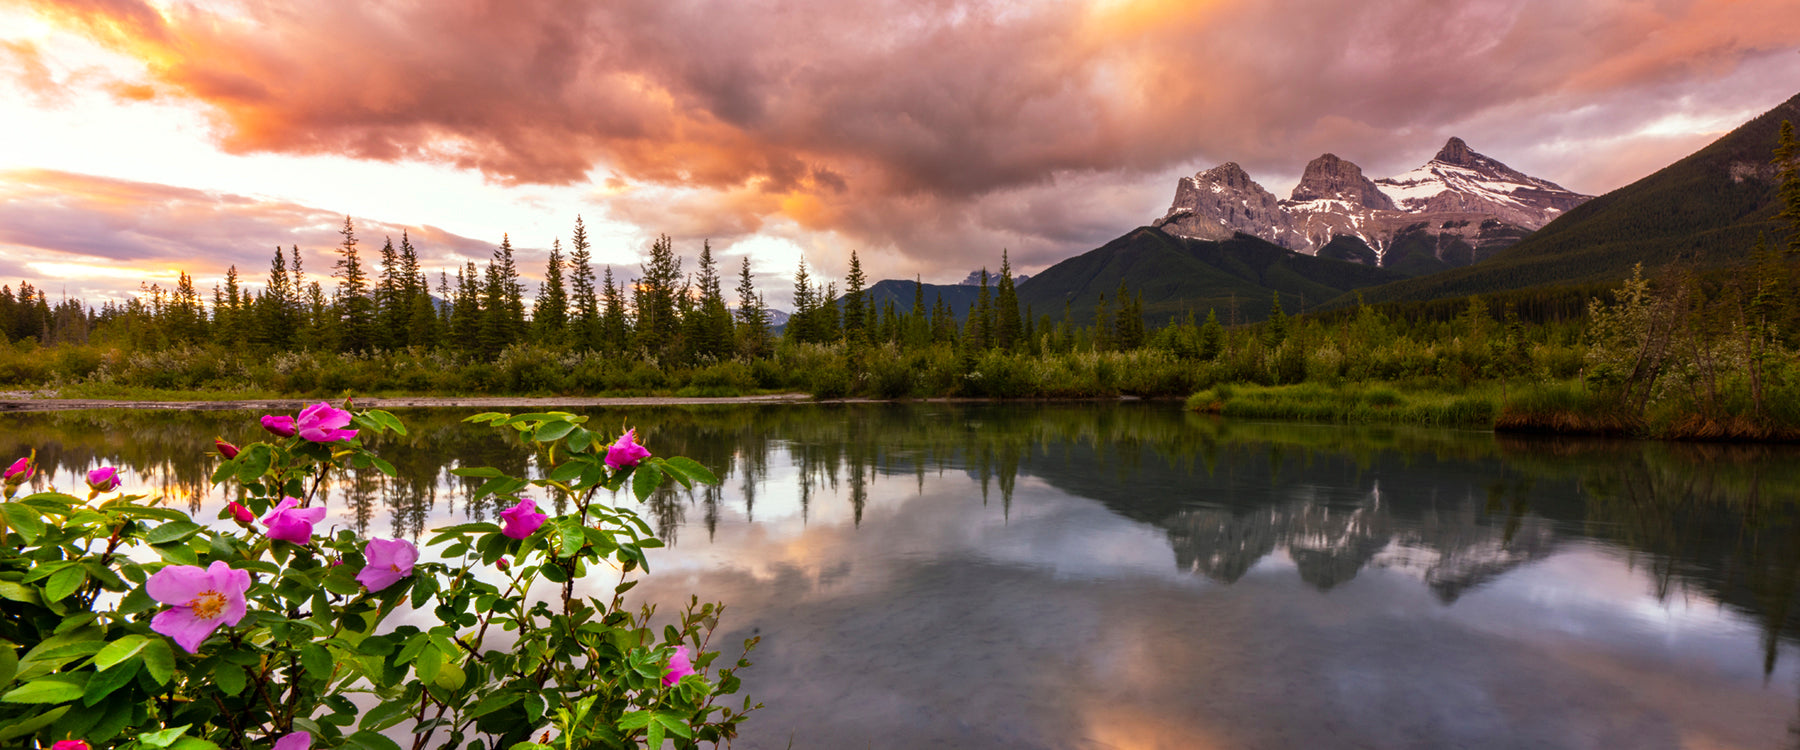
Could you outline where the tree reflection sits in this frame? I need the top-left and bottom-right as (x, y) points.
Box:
(8, 404), (1800, 673)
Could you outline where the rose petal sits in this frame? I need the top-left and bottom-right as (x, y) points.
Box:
(146, 564), (213, 606)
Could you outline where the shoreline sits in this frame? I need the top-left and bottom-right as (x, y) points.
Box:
(0, 393), (820, 412)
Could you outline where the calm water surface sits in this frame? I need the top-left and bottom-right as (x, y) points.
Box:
(8, 403), (1800, 749)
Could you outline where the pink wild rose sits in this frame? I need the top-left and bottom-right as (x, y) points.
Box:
(272, 732), (311, 750)
(261, 497), (327, 544)
(356, 538), (419, 592)
(226, 501), (257, 526)
(3, 456), (32, 483)
(53, 741), (90, 750)
(86, 466), (122, 492)
(663, 644), (695, 686)
(499, 498), (547, 540)
(261, 414), (297, 438)
(296, 402), (358, 443)
(215, 438), (241, 459)
(147, 560), (251, 653)
(604, 429), (652, 470)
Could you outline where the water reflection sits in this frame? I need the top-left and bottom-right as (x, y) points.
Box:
(7, 404), (1800, 748)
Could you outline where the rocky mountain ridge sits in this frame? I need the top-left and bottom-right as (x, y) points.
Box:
(1155, 138), (1591, 272)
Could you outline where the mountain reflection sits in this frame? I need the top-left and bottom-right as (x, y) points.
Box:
(7, 403), (1800, 673)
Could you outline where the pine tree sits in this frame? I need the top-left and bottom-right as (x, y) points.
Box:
(568, 217), (599, 350)
(1263, 294), (1289, 348)
(842, 251), (868, 345)
(401, 232), (437, 348)
(687, 240), (733, 360)
(735, 256), (770, 358)
(255, 246), (297, 349)
(1092, 292), (1111, 351)
(1199, 309), (1224, 361)
(1116, 282), (1145, 350)
(375, 235), (403, 349)
(451, 263), (481, 353)
(332, 217), (376, 352)
(534, 238), (569, 345)
(1776, 120), (1800, 254)
(633, 235), (683, 358)
(970, 269), (992, 349)
(600, 266), (630, 351)
(788, 259), (816, 344)
(479, 234), (525, 355)
(994, 251), (1023, 350)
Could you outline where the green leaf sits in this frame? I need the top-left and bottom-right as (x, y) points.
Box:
(567, 427), (593, 453)
(429, 522), (500, 535)
(450, 466), (505, 479)
(0, 704), (68, 743)
(468, 690), (523, 718)
(141, 639), (175, 685)
(0, 580), (42, 605)
(462, 412), (507, 424)
(43, 566), (86, 602)
(301, 642), (333, 681)
(0, 503), (44, 543)
(556, 521), (584, 558)
(415, 643), (441, 684)
(1, 672), (88, 703)
(654, 711), (694, 739)
(473, 476), (526, 501)
(170, 737), (221, 750)
(145, 520), (203, 545)
(152, 540), (200, 566)
(533, 421), (576, 442)
(665, 457), (719, 485)
(502, 412), (571, 426)
(137, 724), (191, 749)
(432, 661), (466, 691)
(214, 664), (246, 696)
(359, 698), (413, 732)
(548, 460), (586, 484)
(632, 462), (663, 503)
(107, 505), (189, 522)
(94, 635), (149, 670)
(618, 710), (653, 730)
(82, 659), (139, 706)
(0, 644), (15, 687)
(235, 444), (273, 484)
(409, 574), (438, 610)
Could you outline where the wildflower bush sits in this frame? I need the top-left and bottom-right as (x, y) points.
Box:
(0, 402), (757, 750)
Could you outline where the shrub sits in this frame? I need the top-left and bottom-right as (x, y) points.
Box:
(0, 405), (757, 749)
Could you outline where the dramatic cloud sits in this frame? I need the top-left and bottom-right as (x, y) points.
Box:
(14, 0), (1800, 279)
(0, 169), (494, 302)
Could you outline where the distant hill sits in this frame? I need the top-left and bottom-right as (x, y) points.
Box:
(863, 279), (983, 321)
(1013, 227), (1406, 325)
(1346, 90), (1800, 306)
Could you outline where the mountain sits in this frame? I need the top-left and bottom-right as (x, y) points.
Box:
(957, 270), (1029, 286)
(1012, 226), (1406, 326)
(1347, 90), (1800, 305)
(1155, 139), (1591, 275)
(862, 279), (983, 321)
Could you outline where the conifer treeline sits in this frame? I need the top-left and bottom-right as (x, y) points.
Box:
(14, 216), (1182, 362)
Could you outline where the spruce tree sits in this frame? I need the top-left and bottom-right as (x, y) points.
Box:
(568, 217), (599, 350)
(970, 269), (992, 350)
(534, 238), (569, 345)
(788, 260), (816, 344)
(634, 235), (683, 358)
(687, 240), (733, 360)
(1776, 120), (1800, 254)
(375, 235), (403, 349)
(401, 232), (437, 348)
(332, 217), (376, 352)
(994, 251), (1023, 350)
(600, 266), (630, 351)
(1199, 309), (1224, 361)
(735, 256), (770, 358)
(256, 246), (297, 349)
(842, 251), (868, 345)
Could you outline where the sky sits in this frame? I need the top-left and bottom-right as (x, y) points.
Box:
(2, 0), (1799, 309)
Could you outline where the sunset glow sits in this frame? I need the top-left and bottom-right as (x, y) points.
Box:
(3, 0), (1799, 305)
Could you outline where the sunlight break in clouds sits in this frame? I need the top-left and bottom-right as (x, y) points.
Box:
(4, 0), (1800, 301)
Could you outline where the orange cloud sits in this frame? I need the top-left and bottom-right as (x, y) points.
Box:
(15, 0), (1800, 277)
(0, 168), (495, 301)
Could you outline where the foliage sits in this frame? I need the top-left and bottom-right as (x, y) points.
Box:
(0, 405), (755, 750)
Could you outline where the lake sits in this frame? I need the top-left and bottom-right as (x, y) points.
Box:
(8, 402), (1800, 749)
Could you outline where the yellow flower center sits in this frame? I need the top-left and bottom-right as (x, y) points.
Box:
(190, 590), (227, 620)
(389, 564), (402, 573)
